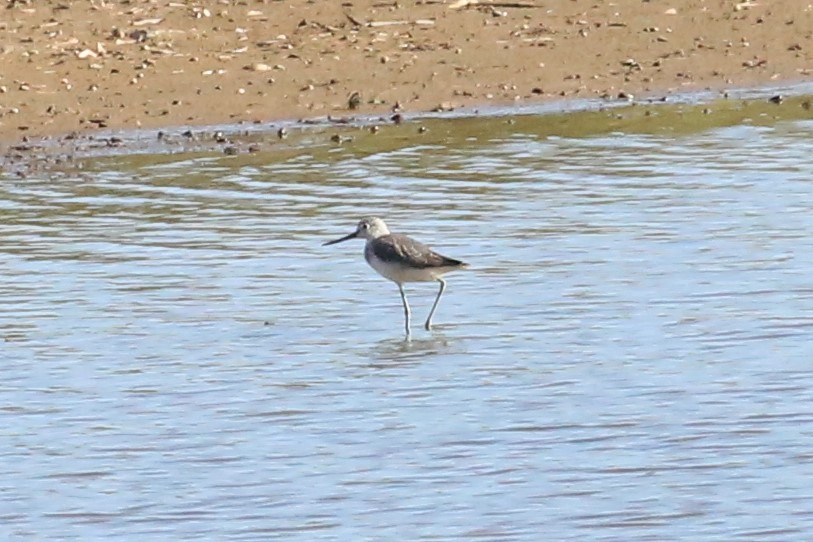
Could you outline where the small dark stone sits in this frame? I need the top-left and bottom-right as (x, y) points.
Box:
(348, 91), (361, 110)
(129, 29), (148, 42)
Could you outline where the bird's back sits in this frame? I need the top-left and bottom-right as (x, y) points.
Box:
(365, 233), (467, 283)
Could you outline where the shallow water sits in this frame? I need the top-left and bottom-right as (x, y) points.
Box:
(2, 107), (813, 541)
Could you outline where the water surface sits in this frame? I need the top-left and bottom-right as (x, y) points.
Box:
(2, 105), (813, 541)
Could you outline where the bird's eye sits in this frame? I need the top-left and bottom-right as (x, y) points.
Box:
(361, 223), (369, 229)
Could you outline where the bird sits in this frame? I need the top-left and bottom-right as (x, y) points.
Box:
(323, 217), (468, 336)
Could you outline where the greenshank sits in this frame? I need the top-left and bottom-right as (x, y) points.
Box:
(324, 217), (468, 336)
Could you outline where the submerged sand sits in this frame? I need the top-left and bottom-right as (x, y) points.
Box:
(1, 0), (812, 143)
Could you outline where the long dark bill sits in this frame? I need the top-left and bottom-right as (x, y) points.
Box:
(323, 230), (358, 246)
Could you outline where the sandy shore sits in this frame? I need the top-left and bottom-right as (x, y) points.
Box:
(1, 0), (812, 142)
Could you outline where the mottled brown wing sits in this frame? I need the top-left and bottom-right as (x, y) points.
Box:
(373, 234), (464, 269)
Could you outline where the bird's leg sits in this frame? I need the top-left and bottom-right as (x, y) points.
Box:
(398, 283), (411, 337)
(425, 278), (446, 330)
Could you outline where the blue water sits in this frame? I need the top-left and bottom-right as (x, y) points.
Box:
(2, 115), (813, 541)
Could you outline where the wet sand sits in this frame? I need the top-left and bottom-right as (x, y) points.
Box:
(1, 0), (812, 143)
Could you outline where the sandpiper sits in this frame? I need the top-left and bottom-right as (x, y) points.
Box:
(323, 217), (468, 336)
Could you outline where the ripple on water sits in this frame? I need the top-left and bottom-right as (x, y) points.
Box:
(1, 117), (813, 540)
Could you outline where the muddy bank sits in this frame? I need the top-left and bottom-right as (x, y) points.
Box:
(2, 0), (812, 144)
